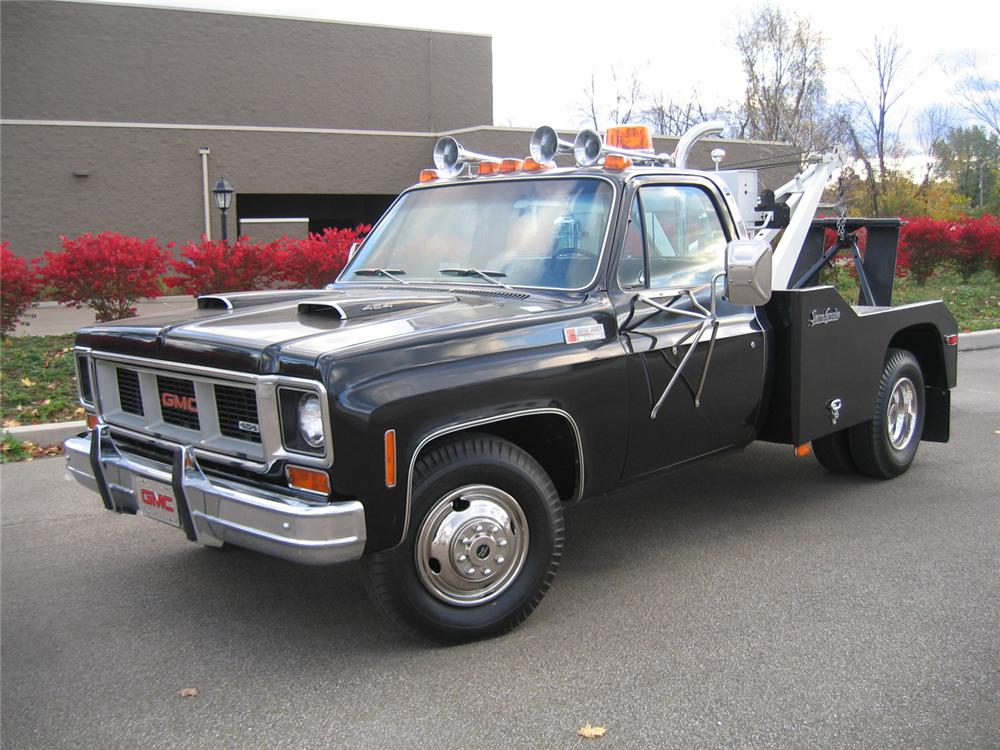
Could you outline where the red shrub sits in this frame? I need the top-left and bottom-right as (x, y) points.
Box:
(975, 215), (1000, 280)
(165, 237), (281, 296)
(1, 241), (40, 337)
(36, 232), (169, 322)
(274, 225), (370, 289)
(951, 216), (998, 283)
(899, 217), (951, 285)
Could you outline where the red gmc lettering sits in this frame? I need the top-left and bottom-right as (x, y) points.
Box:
(161, 392), (197, 413)
(140, 488), (175, 513)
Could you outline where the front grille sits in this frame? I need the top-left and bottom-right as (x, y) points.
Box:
(116, 368), (144, 415)
(215, 384), (262, 443)
(156, 375), (200, 430)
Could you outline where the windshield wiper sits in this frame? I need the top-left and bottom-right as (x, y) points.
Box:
(353, 268), (409, 284)
(439, 268), (512, 290)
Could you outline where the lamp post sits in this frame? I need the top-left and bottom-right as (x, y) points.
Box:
(212, 176), (235, 242)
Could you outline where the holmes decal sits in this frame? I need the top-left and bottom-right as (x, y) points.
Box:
(808, 307), (841, 327)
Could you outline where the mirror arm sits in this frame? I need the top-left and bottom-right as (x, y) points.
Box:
(640, 272), (725, 418)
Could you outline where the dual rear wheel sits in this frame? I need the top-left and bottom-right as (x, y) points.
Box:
(813, 348), (925, 479)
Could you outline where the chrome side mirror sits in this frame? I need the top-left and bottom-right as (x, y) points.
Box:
(725, 239), (772, 306)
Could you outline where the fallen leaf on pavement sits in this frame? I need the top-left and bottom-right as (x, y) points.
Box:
(176, 687), (199, 698)
(578, 723), (607, 740)
(3, 419), (21, 428)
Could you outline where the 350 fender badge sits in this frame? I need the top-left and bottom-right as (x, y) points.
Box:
(808, 307), (841, 326)
(564, 324), (605, 344)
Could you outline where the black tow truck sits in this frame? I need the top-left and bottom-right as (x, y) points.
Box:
(66, 122), (958, 641)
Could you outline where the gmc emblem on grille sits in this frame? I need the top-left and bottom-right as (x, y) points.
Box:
(161, 392), (198, 413)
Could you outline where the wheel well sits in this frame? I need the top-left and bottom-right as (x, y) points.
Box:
(417, 413), (581, 502)
(888, 324), (947, 388)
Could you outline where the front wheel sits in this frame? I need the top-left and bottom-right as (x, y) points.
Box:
(363, 434), (563, 642)
(848, 348), (925, 479)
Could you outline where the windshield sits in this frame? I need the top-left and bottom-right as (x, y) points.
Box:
(342, 178), (615, 290)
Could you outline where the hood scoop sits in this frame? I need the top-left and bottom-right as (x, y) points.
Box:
(298, 295), (456, 320)
(198, 289), (339, 311)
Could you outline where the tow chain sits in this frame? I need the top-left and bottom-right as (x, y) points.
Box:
(835, 176), (848, 245)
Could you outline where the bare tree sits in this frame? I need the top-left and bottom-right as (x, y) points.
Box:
(641, 91), (733, 136)
(838, 34), (911, 215)
(951, 52), (1000, 135)
(914, 104), (953, 186)
(734, 3), (829, 153)
(578, 66), (645, 131)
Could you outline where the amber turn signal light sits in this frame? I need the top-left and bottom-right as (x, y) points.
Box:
(286, 465), (331, 495)
(794, 443), (812, 458)
(86, 413), (99, 430)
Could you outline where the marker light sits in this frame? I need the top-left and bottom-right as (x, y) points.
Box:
(523, 157), (553, 172)
(603, 154), (633, 171)
(477, 160), (502, 176)
(499, 158), (524, 174)
(384, 429), (397, 488)
(794, 443), (812, 458)
(86, 413), (99, 430)
(286, 465), (331, 496)
(419, 169), (439, 183)
(605, 125), (653, 151)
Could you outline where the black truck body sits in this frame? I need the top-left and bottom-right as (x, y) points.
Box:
(66, 132), (958, 640)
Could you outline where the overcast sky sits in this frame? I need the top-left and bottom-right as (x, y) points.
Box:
(115, 0), (999, 151)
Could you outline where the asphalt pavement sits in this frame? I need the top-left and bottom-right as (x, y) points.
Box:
(1, 350), (998, 749)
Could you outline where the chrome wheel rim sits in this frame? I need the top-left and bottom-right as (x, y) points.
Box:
(415, 484), (529, 606)
(886, 377), (918, 450)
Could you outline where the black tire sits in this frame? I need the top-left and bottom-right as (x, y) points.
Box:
(848, 348), (925, 479)
(363, 434), (563, 643)
(812, 429), (856, 473)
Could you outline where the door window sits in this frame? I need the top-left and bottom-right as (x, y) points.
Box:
(618, 185), (729, 290)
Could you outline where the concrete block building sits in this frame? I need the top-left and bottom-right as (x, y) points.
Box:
(1, 0), (794, 259)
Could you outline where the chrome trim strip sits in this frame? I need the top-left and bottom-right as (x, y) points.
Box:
(401, 407), (585, 546)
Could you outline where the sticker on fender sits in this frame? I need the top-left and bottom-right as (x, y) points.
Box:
(564, 324), (605, 345)
(134, 476), (181, 528)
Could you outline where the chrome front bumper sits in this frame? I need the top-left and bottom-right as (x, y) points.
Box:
(65, 425), (366, 566)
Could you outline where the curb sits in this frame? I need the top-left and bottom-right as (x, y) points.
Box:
(3, 421), (85, 445)
(3, 331), (997, 445)
(958, 329), (1000, 352)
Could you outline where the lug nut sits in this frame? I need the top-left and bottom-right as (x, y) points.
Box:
(482, 568), (492, 576)
(457, 554), (467, 562)
(467, 568), (476, 575)
(495, 556), (505, 565)
(475, 525), (483, 533)
(461, 537), (471, 545)
(498, 539), (508, 547)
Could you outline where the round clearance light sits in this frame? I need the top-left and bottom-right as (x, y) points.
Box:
(298, 394), (325, 448)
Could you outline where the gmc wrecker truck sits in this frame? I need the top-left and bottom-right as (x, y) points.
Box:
(66, 122), (958, 641)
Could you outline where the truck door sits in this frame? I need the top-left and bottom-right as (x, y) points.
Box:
(613, 180), (766, 480)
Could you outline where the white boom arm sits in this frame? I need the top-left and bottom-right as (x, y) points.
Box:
(755, 147), (848, 290)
